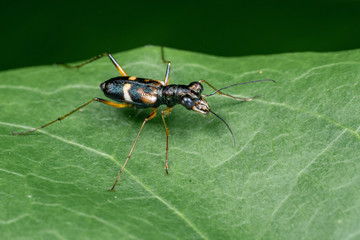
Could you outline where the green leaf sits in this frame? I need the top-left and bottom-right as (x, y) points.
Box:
(1, 46), (360, 239)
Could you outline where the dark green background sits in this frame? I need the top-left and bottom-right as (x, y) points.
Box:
(1, 0), (360, 71)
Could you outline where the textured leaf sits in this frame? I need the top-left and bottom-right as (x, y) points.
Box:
(1, 47), (360, 239)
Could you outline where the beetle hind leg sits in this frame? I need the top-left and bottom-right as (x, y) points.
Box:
(11, 98), (133, 135)
(59, 53), (128, 76)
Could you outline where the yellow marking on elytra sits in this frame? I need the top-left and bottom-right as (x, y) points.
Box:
(123, 83), (132, 102)
(137, 88), (158, 104)
(129, 76), (137, 80)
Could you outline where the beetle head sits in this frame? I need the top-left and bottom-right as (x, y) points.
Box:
(180, 82), (210, 114)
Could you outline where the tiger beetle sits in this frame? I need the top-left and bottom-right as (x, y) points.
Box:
(11, 48), (275, 191)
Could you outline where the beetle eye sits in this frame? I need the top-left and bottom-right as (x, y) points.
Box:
(181, 97), (195, 109)
(188, 82), (203, 94)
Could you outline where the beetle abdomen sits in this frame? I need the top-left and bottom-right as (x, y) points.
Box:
(100, 76), (163, 108)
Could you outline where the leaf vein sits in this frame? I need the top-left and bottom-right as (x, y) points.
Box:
(293, 61), (360, 81)
(255, 99), (360, 140)
(0, 121), (208, 240)
(0, 214), (29, 225)
(213, 125), (263, 168)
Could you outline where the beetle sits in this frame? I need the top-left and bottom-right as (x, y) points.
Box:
(11, 50), (274, 191)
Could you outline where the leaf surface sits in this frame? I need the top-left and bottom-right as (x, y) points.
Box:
(1, 47), (360, 239)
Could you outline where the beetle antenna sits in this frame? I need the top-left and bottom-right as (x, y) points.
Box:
(209, 109), (236, 147)
(204, 79), (275, 97)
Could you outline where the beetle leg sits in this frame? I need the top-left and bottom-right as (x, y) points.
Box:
(110, 109), (157, 191)
(60, 53), (128, 76)
(163, 61), (171, 85)
(107, 54), (128, 76)
(200, 79), (254, 101)
(160, 46), (171, 85)
(161, 107), (173, 174)
(95, 98), (133, 108)
(11, 98), (132, 135)
(161, 46), (168, 64)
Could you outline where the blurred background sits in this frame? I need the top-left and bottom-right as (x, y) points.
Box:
(1, 0), (360, 71)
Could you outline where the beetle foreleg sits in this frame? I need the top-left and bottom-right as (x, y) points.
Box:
(200, 80), (254, 101)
